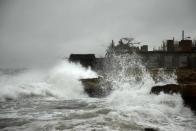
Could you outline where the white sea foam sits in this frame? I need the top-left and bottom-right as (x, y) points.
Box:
(104, 53), (195, 130)
(0, 60), (97, 101)
(0, 54), (196, 131)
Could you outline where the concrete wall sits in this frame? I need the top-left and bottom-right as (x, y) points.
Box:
(139, 52), (196, 69)
(69, 52), (196, 70)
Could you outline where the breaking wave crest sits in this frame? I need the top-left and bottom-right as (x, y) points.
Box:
(0, 61), (98, 101)
(0, 53), (195, 130)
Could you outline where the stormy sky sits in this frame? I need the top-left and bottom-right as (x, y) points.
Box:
(0, 0), (196, 68)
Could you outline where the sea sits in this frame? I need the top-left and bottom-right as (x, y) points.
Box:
(0, 54), (196, 131)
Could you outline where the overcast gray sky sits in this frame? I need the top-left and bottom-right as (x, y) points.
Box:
(0, 0), (196, 68)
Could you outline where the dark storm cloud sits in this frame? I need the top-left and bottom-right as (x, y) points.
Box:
(0, 0), (196, 68)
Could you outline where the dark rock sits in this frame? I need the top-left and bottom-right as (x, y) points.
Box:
(151, 84), (196, 113)
(177, 69), (196, 84)
(150, 84), (182, 94)
(144, 128), (158, 131)
(181, 84), (196, 98)
(80, 77), (112, 97)
(181, 84), (196, 112)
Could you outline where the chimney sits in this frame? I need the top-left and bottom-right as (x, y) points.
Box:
(182, 30), (184, 40)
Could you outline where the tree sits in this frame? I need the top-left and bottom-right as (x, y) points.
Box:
(120, 37), (140, 46)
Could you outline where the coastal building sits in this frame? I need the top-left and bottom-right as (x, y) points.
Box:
(179, 40), (192, 52)
(140, 45), (148, 52)
(69, 32), (196, 69)
(166, 40), (175, 52)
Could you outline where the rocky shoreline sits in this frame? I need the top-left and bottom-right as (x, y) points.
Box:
(80, 69), (196, 113)
(150, 69), (196, 113)
(80, 77), (112, 97)
(151, 84), (196, 113)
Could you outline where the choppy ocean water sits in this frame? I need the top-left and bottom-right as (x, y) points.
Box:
(0, 56), (196, 131)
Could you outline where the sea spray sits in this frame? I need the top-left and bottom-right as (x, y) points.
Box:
(149, 68), (177, 86)
(0, 60), (97, 101)
(0, 54), (196, 131)
(103, 52), (154, 91)
(103, 53), (195, 130)
(46, 61), (97, 98)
